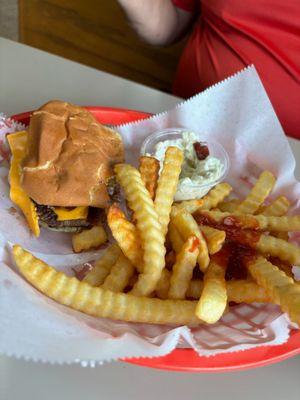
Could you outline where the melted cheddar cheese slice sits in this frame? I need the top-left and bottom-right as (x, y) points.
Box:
(54, 206), (88, 221)
(7, 131), (40, 237)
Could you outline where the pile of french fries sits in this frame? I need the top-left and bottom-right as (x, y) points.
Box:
(13, 147), (300, 326)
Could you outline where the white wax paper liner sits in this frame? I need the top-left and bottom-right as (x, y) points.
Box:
(0, 65), (298, 366)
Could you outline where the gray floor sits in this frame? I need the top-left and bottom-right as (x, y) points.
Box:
(0, 0), (18, 41)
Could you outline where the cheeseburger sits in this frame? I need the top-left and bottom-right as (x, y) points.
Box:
(7, 100), (124, 236)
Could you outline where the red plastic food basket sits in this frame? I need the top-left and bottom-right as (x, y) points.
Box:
(11, 106), (300, 372)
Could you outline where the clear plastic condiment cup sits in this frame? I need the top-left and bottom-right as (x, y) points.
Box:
(140, 128), (230, 201)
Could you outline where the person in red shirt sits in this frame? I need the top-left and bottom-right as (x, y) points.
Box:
(118, 0), (300, 138)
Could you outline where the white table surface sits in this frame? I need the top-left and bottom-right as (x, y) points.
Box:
(0, 37), (299, 400)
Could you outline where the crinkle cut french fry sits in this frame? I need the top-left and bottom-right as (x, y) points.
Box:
(186, 280), (270, 303)
(156, 269), (171, 299)
(107, 204), (142, 271)
(261, 197), (290, 240)
(226, 280), (270, 303)
(218, 199), (240, 213)
(198, 210), (258, 229)
(168, 220), (184, 254)
(83, 244), (121, 286)
(246, 214), (300, 232)
(201, 210), (300, 232)
(260, 196), (290, 217)
(176, 199), (204, 215)
(248, 256), (300, 325)
(256, 235), (300, 265)
(201, 183), (232, 210)
(139, 156), (160, 200)
(200, 225), (226, 255)
(115, 164), (166, 296)
(102, 253), (135, 293)
(13, 245), (199, 325)
(72, 225), (108, 253)
(236, 171), (276, 214)
(154, 147), (184, 236)
(248, 257), (294, 304)
(172, 209), (209, 272)
(177, 183), (232, 214)
(168, 236), (199, 299)
(195, 260), (227, 323)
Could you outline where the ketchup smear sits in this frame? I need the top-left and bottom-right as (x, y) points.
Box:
(196, 213), (261, 280)
(189, 237), (200, 252)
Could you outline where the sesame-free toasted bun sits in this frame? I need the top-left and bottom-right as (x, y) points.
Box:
(21, 100), (124, 207)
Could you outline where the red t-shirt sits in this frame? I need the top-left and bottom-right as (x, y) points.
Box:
(172, 0), (300, 138)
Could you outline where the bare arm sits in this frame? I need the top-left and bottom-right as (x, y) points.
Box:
(118, 0), (194, 46)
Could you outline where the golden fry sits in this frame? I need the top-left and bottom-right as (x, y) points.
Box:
(156, 269), (171, 299)
(195, 260), (227, 323)
(260, 196), (290, 217)
(248, 257), (294, 304)
(177, 183), (232, 214)
(176, 199), (204, 215)
(236, 171), (276, 214)
(83, 244), (121, 286)
(202, 183), (232, 210)
(226, 280), (270, 303)
(172, 209), (209, 272)
(115, 164), (165, 296)
(102, 253), (135, 293)
(258, 196), (290, 240)
(249, 215), (300, 232)
(201, 210), (300, 232)
(168, 220), (184, 254)
(139, 156), (160, 200)
(154, 147), (184, 236)
(187, 280), (270, 303)
(256, 235), (300, 265)
(168, 236), (199, 299)
(72, 225), (107, 253)
(200, 225), (226, 255)
(13, 245), (199, 325)
(107, 204), (142, 271)
(248, 256), (300, 325)
(218, 199), (240, 213)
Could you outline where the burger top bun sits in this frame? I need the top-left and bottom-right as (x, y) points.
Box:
(21, 100), (124, 207)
